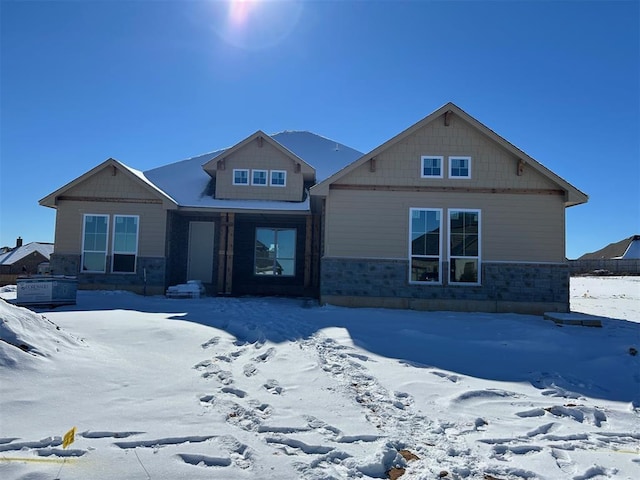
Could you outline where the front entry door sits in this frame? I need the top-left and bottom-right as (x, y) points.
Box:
(187, 221), (215, 283)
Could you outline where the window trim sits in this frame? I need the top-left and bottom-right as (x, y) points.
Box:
(111, 214), (139, 274)
(408, 208), (443, 284)
(251, 169), (268, 186)
(270, 170), (287, 187)
(233, 169), (249, 186)
(254, 227), (296, 277)
(420, 156), (444, 179)
(81, 214), (109, 273)
(449, 156), (472, 179)
(448, 208), (481, 285)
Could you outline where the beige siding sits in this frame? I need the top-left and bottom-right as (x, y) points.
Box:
(324, 189), (565, 262)
(216, 141), (304, 201)
(54, 200), (167, 257)
(66, 166), (159, 200)
(335, 114), (559, 191)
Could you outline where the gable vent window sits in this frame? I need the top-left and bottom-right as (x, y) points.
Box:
(270, 170), (286, 187)
(233, 169), (249, 185)
(421, 156), (443, 178)
(449, 156), (471, 178)
(252, 169), (268, 186)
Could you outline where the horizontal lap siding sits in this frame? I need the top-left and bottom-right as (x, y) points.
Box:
(324, 189), (565, 262)
(54, 200), (167, 257)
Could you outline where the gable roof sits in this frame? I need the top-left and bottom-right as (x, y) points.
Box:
(202, 130), (316, 180)
(579, 235), (640, 260)
(143, 131), (363, 209)
(39, 158), (179, 209)
(0, 242), (54, 266)
(311, 102), (589, 207)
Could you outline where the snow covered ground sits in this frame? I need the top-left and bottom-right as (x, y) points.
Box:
(0, 276), (638, 480)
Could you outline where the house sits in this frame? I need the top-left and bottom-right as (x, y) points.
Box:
(39, 103), (588, 313)
(0, 238), (54, 285)
(310, 103), (588, 313)
(570, 235), (640, 276)
(39, 131), (363, 296)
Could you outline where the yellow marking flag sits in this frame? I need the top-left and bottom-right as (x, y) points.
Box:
(62, 426), (76, 449)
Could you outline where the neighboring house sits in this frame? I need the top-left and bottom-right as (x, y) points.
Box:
(39, 131), (363, 297)
(0, 238), (54, 280)
(39, 103), (588, 313)
(311, 103), (588, 313)
(570, 235), (640, 275)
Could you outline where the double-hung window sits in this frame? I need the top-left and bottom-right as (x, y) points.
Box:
(421, 156), (443, 178)
(449, 156), (471, 178)
(82, 214), (109, 272)
(449, 209), (480, 284)
(409, 209), (442, 283)
(270, 170), (286, 187)
(112, 215), (139, 273)
(252, 169), (268, 186)
(233, 169), (249, 185)
(255, 228), (296, 276)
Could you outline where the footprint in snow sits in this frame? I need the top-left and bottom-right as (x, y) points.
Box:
(263, 379), (283, 395)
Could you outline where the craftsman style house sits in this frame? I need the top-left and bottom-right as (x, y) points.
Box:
(40, 103), (588, 313)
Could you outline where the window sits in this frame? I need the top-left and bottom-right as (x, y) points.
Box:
(255, 228), (296, 276)
(112, 215), (139, 273)
(449, 209), (480, 284)
(270, 170), (286, 187)
(449, 156), (471, 178)
(233, 169), (249, 185)
(421, 156), (443, 178)
(252, 169), (268, 186)
(82, 214), (109, 272)
(409, 209), (442, 283)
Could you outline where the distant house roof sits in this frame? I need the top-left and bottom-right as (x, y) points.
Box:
(0, 242), (54, 266)
(579, 235), (640, 260)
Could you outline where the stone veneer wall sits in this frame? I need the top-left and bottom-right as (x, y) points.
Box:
(50, 253), (166, 295)
(320, 258), (569, 314)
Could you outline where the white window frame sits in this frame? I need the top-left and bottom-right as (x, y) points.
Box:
(448, 208), (481, 285)
(111, 215), (139, 274)
(420, 156), (443, 179)
(81, 214), (109, 273)
(408, 208), (443, 284)
(252, 169), (268, 186)
(233, 169), (249, 185)
(270, 170), (287, 187)
(449, 156), (471, 179)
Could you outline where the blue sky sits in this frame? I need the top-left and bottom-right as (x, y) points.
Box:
(1, 0), (638, 259)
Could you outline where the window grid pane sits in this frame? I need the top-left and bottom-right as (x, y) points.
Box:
(449, 210), (480, 283)
(255, 228), (296, 276)
(409, 209), (441, 283)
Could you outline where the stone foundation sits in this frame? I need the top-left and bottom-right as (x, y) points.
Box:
(320, 258), (569, 314)
(50, 254), (166, 295)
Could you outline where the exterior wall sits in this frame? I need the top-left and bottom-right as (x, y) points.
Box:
(324, 189), (566, 263)
(53, 200), (167, 257)
(570, 259), (640, 275)
(321, 258), (569, 314)
(216, 140), (305, 202)
(334, 114), (558, 191)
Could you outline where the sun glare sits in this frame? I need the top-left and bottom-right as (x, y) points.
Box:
(209, 0), (303, 51)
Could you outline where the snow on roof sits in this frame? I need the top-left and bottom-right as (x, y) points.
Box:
(0, 243), (54, 266)
(271, 131), (363, 182)
(142, 131), (362, 210)
(617, 236), (640, 259)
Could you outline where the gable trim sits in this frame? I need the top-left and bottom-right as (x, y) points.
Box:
(311, 102), (588, 207)
(39, 158), (178, 209)
(329, 184), (565, 196)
